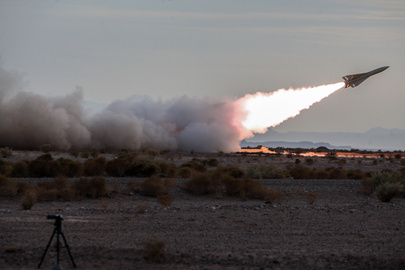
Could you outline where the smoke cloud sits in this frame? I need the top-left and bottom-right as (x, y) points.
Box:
(0, 63), (249, 152)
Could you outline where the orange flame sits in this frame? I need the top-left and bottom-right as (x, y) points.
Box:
(238, 82), (345, 133)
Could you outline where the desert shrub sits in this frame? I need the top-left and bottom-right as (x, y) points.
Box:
(126, 158), (161, 177)
(401, 159), (405, 166)
(21, 190), (37, 210)
(240, 178), (268, 200)
(157, 195), (174, 206)
(0, 160), (12, 176)
(176, 167), (194, 178)
(83, 157), (107, 176)
(158, 162), (177, 178)
(314, 169), (329, 179)
(328, 167), (346, 179)
(305, 158), (315, 165)
(71, 177), (107, 198)
(265, 187), (285, 204)
(222, 175), (242, 196)
(288, 165), (314, 179)
(338, 159), (347, 165)
(163, 178), (176, 193)
(126, 180), (140, 193)
(15, 180), (31, 195)
(143, 239), (165, 262)
(306, 193), (318, 204)
(212, 166), (245, 179)
(0, 175), (17, 196)
(89, 177), (107, 198)
(57, 158), (82, 177)
(0, 147), (12, 158)
(346, 169), (365, 180)
(180, 158), (206, 172)
(140, 176), (165, 197)
(144, 148), (160, 157)
(295, 159), (301, 165)
(246, 165), (285, 179)
(375, 181), (403, 202)
(182, 172), (211, 195)
(28, 154), (61, 177)
(11, 160), (29, 177)
(105, 158), (129, 177)
(206, 158), (219, 167)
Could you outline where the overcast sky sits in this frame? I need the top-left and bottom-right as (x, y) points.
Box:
(1, 0), (404, 133)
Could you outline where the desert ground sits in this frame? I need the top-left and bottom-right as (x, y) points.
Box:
(1, 150), (405, 269)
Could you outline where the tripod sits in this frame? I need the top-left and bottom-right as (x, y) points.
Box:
(38, 215), (77, 268)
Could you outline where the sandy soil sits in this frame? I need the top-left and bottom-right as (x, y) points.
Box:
(1, 177), (405, 269)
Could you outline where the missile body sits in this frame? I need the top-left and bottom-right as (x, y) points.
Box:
(342, 66), (389, 88)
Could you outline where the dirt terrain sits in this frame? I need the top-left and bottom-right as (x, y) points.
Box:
(1, 177), (405, 269)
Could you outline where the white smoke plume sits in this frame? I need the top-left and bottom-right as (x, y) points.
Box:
(0, 63), (248, 152)
(0, 62), (343, 152)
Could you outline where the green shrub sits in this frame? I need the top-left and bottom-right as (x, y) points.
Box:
(375, 181), (403, 202)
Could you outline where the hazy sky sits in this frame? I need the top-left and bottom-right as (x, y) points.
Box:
(1, 0), (404, 133)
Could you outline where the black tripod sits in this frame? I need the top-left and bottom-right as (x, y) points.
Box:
(38, 215), (77, 268)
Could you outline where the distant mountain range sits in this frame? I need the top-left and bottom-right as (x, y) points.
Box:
(244, 127), (405, 151)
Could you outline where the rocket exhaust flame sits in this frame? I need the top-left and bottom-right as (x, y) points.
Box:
(0, 62), (345, 152)
(238, 82), (345, 133)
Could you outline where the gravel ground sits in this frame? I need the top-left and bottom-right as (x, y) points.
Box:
(1, 178), (405, 269)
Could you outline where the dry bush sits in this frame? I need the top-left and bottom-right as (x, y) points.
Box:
(141, 176), (165, 197)
(157, 195), (174, 206)
(245, 165), (284, 179)
(177, 167), (194, 178)
(143, 239), (165, 262)
(15, 181), (31, 195)
(163, 178), (176, 193)
(0, 175), (17, 196)
(0, 147), (13, 158)
(375, 181), (403, 202)
(11, 160), (29, 177)
(106, 158), (129, 177)
(21, 190), (37, 210)
(182, 172), (211, 195)
(72, 177), (107, 199)
(180, 158), (206, 172)
(305, 158), (315, 165)
(212, 166), (244, 178)
(327, 167), (346, 179)
(35, 188), (58, 202)
(346, 169), (365, 180)
(288, 165), (314, 179)
(241, 178), (268, 200)
(89, 177), (107, 198)
(126, 157), (161, 177)
(265, 187), (285, 204)
(83, 157), (107, 176)
(222, 175), (242, 196)
(108, 182), (122, 195)
(158, 162), (177, 178)
(314, 169), (329, 179)
(306, 193), (318, 204)
(57, 158), (82, 177)
(28, 154), (61, 177)
(206, 158), (219, 167)
(126, 179), (140, 193)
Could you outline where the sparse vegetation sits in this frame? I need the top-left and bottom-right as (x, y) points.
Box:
(143, 239), (165, 262)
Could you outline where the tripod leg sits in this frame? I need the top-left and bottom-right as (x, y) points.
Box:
(38, 228), (56, 268)
(60, 232), (77, 268)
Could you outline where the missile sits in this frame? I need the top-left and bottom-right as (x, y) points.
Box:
(342, 66), (389, 88)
